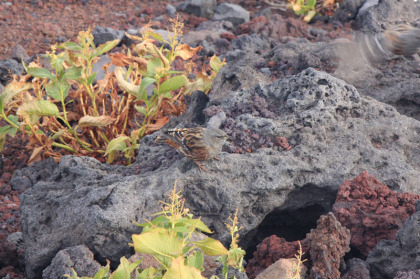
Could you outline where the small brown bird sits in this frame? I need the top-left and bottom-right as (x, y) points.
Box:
(382, 24), (420, 56)
(155, 127), (229, 171)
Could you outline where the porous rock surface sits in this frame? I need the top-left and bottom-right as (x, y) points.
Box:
(42, 245), (101, 279)
(245, 235), (309, 279)
(333, 171), (420, 257)
(307, 212), (350, 279)
(366, 210), (420, 279)
(19, 68), (420, 278)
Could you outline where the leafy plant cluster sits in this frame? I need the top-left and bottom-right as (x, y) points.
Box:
(0, 17), (225, 164)
(66, 182), (246, 279)
(288, 0), (317, 22)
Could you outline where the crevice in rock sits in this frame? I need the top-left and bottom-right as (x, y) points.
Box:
(241, 184), (337, 261)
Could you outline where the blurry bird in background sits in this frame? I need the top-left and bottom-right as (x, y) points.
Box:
(358, 24), (420, 60)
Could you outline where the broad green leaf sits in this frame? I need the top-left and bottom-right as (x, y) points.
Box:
(186, 251), (204, 271)
(134, 105), (147, 116)
(150, 215), (170, 226)
(146, 58), (163, 76)
(45, 80), (70, 101)
(114, 67), (140, 97)
(60, 42), (84, 51)
(138, 76), (156, 101)
(105, 136), (130, 156)
(93, 39), (119, 58)
(87, 72), (97, 85)
(17, 100), (59, 117)
(63, 66), (83, 80)
(110, 257), (141, 279)
(149, 31), (164, 42)
(158, 75), (187, 94)
(54, 55), (66, 74)
(209, 55), (225, 73)
(307, 0), (316, 8)
(0, 82), (33, 110)
(132, 228), (184, 258)
(192, 237), (229, 256)
(138, 267), (158, 279)
(78, 115), (116, 127)
(93, 261), (110, 279)
(27, 67), (55, 80)
(227, 248), (246, 268)
(176, 218), (212, 233)
(163, 256), (205, 279)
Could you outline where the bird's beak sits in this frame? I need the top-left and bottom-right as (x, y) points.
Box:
(225, 136), (231, 142)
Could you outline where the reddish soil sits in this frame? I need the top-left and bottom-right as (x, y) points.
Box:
(0, 0), (351, 278)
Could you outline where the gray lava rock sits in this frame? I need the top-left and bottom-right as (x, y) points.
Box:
(231, 34), (270, 53)
(366, 211), (420, 279)
(92, 26), (124, 46)
(10, 44), (29, 62)
(42, 245), (102, 279)
(177, 0), (216, 19)
(6, 232), (24, 250)
(165, 3), (177, 18)
(331, 0), (366, 23)
(341, 258), (371, 279)
(394, 269), (420, 279)
(10, 158), (56, 192)
(357, 0), (419, 32)
(0, 59), (24, 84)
(20, 68), (420, 278)
(213, 3), (250, 26)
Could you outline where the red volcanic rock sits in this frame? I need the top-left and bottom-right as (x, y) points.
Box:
(245, 235), (309, 279)
(333, 171), (420, 257)
(307, 213), (350, 279)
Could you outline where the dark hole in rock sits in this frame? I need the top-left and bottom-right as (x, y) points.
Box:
(240, 184), (337, 261)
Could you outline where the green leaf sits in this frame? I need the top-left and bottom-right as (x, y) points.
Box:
(27, 67), (55, 80)
(93, 39), (119, 58)
(93, 261), (111, 279)
(110, 257), (141, 279)
(149, 31), (164, 42)
(0, 82), (33, 110)
(304, 10), (316, 22)
(138, 267), (158, 279)
(105, 136), (130, 156)
(176, 218), (212, 233)
(60, 42), (84, 51)
(163, 256), (204, 279)
(227, 248), (246, 268)
(158, 75), (187, 94)
(146, 58), (162, 76)
(191, 237), (229, 256)
(17, 100), (59, 117)
(186, 251), (204, 271)
(138, 77), (156, 101)
(209, 55), (224, 73)
(150, 215), (170, 226)
(134, 105), (147, 116)
(63, 66), (83, 80)
(87, 72), (97, 85)
(54, 55), (66, 74)
(132, 228), (184, 258)
(46, 80), (70, 101)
